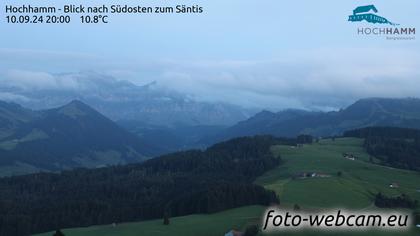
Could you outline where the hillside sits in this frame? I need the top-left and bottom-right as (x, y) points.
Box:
(256, 138), (420, 209)
(256, 138), (420, 235)
(117, 120), (226, 155)
(0, 101), (39, 139)
(344, 127), (420, 170)
(35, 138), (420, 236)
(0, 100), (152, 176)
(35, 206), (265, 236)
(205, 98), (420, 144)
(0, 136), (281, 236)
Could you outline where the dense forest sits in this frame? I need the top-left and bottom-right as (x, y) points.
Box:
(344, 127), (420, 170)
(0, 136), (291, 236)
(374, 193), (418, 209)
(296, 134), (314, 144)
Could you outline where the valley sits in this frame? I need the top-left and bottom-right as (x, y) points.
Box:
(1, 97), (420, 236)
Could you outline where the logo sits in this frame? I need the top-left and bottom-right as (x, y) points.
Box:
(348, 4), (415, 41)
(348, 5), (398, 26)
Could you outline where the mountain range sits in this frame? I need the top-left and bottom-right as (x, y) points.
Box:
(2, 95), (420, 177)
(1, 72), (253, 127)
(203, 97), (420, 144)
(0, 100), (152, 176)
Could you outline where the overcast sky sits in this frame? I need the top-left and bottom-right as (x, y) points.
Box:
(1, 0), (419, 110)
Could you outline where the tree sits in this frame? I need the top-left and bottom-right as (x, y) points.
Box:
(337, 171), (342, 177)
(293, 204), (301, 211)
(375, 192), (417, 209)
(163, 212), (170, 225)
(53, 230), (65, 236)
(297, 135), (313, 144)
(244, 225), (259, 236)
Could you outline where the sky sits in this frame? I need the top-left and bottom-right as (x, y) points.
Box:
(1, 0), (419, 110)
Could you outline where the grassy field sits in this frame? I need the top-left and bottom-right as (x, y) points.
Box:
(35, 205), (265, 236)
(35, 138), (420, 236)
(255, 137), (420, 236)
(256, 138), (420, 209)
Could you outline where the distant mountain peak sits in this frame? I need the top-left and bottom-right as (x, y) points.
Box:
(0, 100), (150, 174)
(56, 100), (92, 118)
(0, 73), (252, 126)
(68, 99), (91, 107)
(145, 81), (157, 86)
(240, 110), (277, 123)
(346, 97), (420, 113)
(255, 110), (276, 116)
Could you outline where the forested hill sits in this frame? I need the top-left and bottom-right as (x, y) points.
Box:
(344, 127), (420, 171)
(344, 126), (420, 139)
(0, 136), (288, 236)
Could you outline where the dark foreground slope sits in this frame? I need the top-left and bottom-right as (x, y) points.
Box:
(0, 100), (153, 175)
(0, 136), (286, 236)
(35, 137), (420, 236)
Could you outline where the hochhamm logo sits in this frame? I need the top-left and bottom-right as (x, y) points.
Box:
(348, 5), (398, 26)
(348, 4), (415, 40)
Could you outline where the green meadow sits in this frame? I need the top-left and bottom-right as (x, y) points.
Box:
(256, 138), (420, 209)
(35, 138), (420, 236)
(256, 138), (420, 236)
(34, 205), (265, 236)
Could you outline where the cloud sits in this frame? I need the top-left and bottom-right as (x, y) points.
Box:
(148, 48), (420, 110)
(0, 92), (31, 103)
(2, 70), (78, 90)
(0, 48), (419, 111)
(0, 70), (122, 92)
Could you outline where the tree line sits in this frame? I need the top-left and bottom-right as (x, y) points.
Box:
(344, 127), (420, 170)
(0, 135), (291, 236)
(374, 193), (418, 209)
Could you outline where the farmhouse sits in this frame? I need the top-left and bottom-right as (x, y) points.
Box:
(343, 153), (356, 161)
(389, 183), (399, 188)
(294, 172), (330, 179)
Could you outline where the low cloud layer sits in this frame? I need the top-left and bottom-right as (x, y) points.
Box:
(1, 47), (419, 111)
(153, 48), (420, 110)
